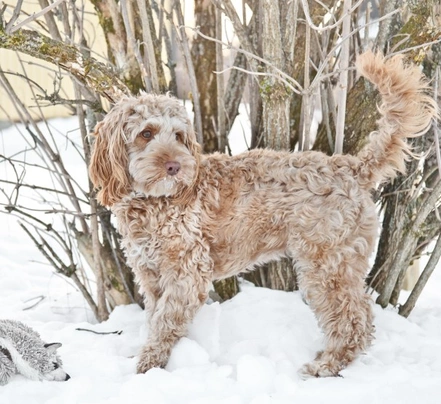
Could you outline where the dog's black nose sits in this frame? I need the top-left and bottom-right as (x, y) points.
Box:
(65, 374), (71, 381)
(165, 161), (181, 176)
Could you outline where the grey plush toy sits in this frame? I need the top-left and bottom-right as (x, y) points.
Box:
(0, 319), (70, 385)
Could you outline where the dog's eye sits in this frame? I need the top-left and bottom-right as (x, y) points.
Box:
(53, 362), (59, 369)
(140, 130), (153, 140)
(175, 132), (184, 143)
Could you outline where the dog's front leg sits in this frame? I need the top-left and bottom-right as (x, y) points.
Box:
(136, 268), (211, 373)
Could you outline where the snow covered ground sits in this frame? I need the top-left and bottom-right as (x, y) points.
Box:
(1, 116), (441, 403)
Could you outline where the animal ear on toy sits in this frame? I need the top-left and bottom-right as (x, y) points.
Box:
(44, 343), (62, 353)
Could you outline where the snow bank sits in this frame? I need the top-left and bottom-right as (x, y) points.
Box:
(1, 262), (440, 404)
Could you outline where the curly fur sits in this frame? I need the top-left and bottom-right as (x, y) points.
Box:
(89, 51), (436, 377)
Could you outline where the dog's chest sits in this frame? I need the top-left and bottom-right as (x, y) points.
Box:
(115, 198), (204, 271)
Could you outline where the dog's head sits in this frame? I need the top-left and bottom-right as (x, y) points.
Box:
(89, 93), (201, 206)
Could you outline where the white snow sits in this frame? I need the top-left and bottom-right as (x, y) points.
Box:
(1, 116), (441, 403)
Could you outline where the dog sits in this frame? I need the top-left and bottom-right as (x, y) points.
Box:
(0, 319), (70, 384)
(89, 51), (436, 377)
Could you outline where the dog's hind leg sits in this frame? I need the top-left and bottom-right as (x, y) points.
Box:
(136, 268), (211, 374)
(296, 250), (374, 378)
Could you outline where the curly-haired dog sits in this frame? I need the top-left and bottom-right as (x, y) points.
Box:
(89, 52), (436, 377)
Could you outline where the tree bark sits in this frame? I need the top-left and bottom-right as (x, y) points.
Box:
(191, 0), (219, 153)
(89, 0), (144, 94)
(248, 0), (295, 291)
(74, 228), (135, 308)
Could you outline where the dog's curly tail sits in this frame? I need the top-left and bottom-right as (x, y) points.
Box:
(355, 51), (437, 188)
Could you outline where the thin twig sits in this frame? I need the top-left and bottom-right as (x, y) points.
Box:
(310, 8), (401, 90)
(70, 271), (100, 319)
(300, 0), (364, 32)
(76, 328), (123, 335)
(1, 203), (91, 217)
(301, 19), (311, 151)
(7, 0), (68, 34)
(432, 67), (441, 176)
(0, 178), (88, 204)
(5, 0), (25, 32)
(388, 38), (441, 58)
(212, 0), (259, 73)
(23, 295), (46, 311)
(0, 70), (89, 232)
(188, 26), (303, 93)
(215, 65), (301, 95)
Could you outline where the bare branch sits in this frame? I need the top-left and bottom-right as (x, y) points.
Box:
(136, 0), (160, 93)
(310, 7), (401, 89)
(399, 232), (441, 317)
(99, 214), (137, 304)
(7, 0), (68, 34)
(70, 271), (100, 319)
(188, 26), (303, 93)
(216, 65), (301, 95)
(5, 0), (25, 33)
(300, 19), (311, 151)
(0, 28), (130, 102)
(212, 0), (259, 73)
(300, 0), (364, 32)
(388, 37), (441, 58)
(334, 0), (352, 155)
(120, 0), (151, 92)
(432, 67), (441, 178)
(173, 1), (203, 146)
(216, 4), (226, 152)
(37, 0), (62, 41)
(377, 179), (441, 308)
(0, 178), (89, 204)
(90, 197), (110, 321)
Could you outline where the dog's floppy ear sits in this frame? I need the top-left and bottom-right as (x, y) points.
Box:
(173, 119), (201, 205)
(89, 116), (131, 206)
(184, 120), (201, 163)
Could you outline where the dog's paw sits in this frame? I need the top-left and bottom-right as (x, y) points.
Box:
(298, 360), (343, 379)
(136, 344), (169, 374)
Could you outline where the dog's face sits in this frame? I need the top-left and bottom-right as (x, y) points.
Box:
(89, 94), (201, 206)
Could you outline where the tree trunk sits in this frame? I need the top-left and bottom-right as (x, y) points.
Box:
(191, 0), (218, 153)
(90, 0), (144, 94)
(249, 0), (296, 291)
(74, 228), (136, 309)
(288, 0), (336, 149)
